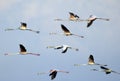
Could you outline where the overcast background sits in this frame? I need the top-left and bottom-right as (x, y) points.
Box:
(0, 0), (120, 81)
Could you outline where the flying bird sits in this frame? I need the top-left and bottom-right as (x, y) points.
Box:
(74, 54), (107, 66)
(86, 15), (109, 27)
(47, 44), (79, 53)
(50, 24), (84, 38)
(54, 12), (84, 22)
(91, 66), (120, 75)
(5, 22), (40, 33)
(69, 12), (80, 21)
(37, 69), (69, 80)
(4, 44), (40, 56)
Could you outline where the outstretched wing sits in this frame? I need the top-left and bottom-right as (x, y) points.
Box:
(21, 22), (27, 27)
(49, 71), (57, 80)
(19, 44), (27, 52)
(62, 47), (68, 53)
(61, 24), (70, 33)
(55, 46), (63, 49)
(100, 66), (109, 70)
(87, 20), (94, 27)
(88, 55), (95, 64)
(69, 12), (79, 18)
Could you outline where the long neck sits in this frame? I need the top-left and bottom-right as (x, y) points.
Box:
(47, 46), (55, 48)
(58, 70), (69, 73)
(27, 53), (40, 56)
(96, 18), (109, 21)
(4, 52), (19, 56)
(72, 33), (84, 38)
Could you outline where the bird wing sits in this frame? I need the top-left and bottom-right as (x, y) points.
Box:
(75, 15), (79, 18)
(49, 71), (57, 80)
(21, 22), (27, 28)
(69, 12), (75, 18)
(62, 46), (68, 53)
(105, 72), (111, 74)
(55, 46), (63, 49)
(100, 66), (109, 70)
(88, 55), (95, 64)
(61, 24), (70, 33)
(19, 44), (27, 52)
(87, 20), (94, 27)
(69, 12), (79, 18)
(69, 12), (74, 16)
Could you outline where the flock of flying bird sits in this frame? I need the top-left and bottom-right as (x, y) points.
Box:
(3, 12), (120, 80)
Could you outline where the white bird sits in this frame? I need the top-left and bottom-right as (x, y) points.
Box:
(86, 15), (109, 27)
(74, 54), (107, 66)
(4, 44), (40, 56)
(50, 24), (84, 38)
(91, 66), (120, 75)
(47, 45), (79, 53)
(5, 22), (40, 33)
(37, 69), (69, 80)
(54, 12), (84, 22)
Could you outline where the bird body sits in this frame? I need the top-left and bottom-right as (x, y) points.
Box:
(19, 22), (27, 30)
(88, 54), (95, 65)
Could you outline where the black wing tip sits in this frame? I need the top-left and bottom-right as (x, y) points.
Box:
(20, 22), (27, 26)
(100, 66), (104, 68)
(87, 23), (91, 27)
(61, 24), (66, 29)
(19, 44), (23, 46)
(90, 54), (93, 56)
(36, 31), (40, 33)
(19, 44), (25, 48)
(62, 51), (66, 53)
(69, 12), (74, 14)
(87, 25), (90, 28)
(89, 54), (94, 58)
(61, 24), (64, 27)
(100, 66), (109, 70)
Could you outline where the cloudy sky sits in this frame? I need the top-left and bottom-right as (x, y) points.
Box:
(0, 0), (120, 81)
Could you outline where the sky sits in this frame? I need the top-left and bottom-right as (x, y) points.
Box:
(0, 0), (120, 81)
